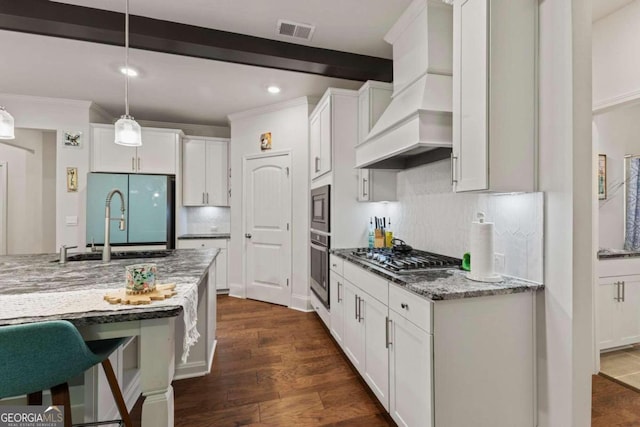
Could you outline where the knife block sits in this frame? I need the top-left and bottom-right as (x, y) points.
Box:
(374, 230), (385, 248)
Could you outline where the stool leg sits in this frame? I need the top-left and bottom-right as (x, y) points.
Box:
(27, 391), (42, 405)
(101, 359), (133, 427)
(50, 383), (72, 427)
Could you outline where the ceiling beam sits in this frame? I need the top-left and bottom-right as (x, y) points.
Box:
(0, 0), (393, 82)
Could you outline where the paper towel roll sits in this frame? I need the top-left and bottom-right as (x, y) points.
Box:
(468, 212), (502, 282)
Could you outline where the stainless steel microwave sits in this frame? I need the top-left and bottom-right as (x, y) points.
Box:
(310, 185), (330, 233)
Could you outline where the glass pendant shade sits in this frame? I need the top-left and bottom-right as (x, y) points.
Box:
(0, 107), (15, 140)
(114, 115), (142, 146)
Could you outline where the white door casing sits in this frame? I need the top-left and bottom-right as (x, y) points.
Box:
(0, 162), (6, 255)
(243, 152), (292, 307)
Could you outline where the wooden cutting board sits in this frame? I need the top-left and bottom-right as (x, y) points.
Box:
(104, 283), (177, 305)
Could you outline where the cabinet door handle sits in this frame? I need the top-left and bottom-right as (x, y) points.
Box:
(362, 178), (368, 198)
(337, 282), (342, 303)
(385, 316), (391, 349)
(206, 192), (209, 204)
(202, 192), (205, 204)
(615, 281), (621, 302)
(622, 281), (626, 302)
(358, 297), (364, 322)
(451, 153), (458, 185)
(355, 295), (359, 320)
(132, 157), (135, 171)
(137, 157), (141, 171)
(315, 157), (320, 173)
(401, 302), (409, 310)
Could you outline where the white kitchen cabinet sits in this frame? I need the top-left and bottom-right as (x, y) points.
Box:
(389, 309), (433, 427)
(329, 270), (345, 347)
(342, 279), (365, 374)
(598, 276), (640, 350)
(177, 238), (228, 290)
(452, 0), (536, 192)
(361, 290), (390, 411)
(309, 96), (332, 180)
(91, 124), (180, 175)
(357, 81), (397, 202)
(182, 137), (229, 206)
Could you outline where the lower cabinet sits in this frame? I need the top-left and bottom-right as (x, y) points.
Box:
(177, 238), (228, 290)
(329, 271), (345, 347)
(389, 310), (433, 427)
(598, 276), (640, 350)
(342, 280), (365, 373)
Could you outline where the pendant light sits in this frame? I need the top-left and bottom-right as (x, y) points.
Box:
(0, 106), (15, 140)
(114, 0), (142, 146)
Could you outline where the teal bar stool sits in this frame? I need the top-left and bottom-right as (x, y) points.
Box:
(0, 320), (133, 427)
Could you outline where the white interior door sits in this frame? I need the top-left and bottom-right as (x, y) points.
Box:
(244, 153), (291, 307)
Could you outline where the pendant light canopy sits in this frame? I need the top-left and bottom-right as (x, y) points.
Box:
(0, 107), (15, 140)
(114, 0), (142, 147)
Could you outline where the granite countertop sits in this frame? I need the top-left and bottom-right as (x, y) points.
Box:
(178, 233), (230, 240)
(0, 249), (219, 326)
(330, 248), (543, 301)
(598, 248), (640, 259)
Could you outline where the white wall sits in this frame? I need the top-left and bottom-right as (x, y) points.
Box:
(593, 0), (640, 111)
(537, 0), (593, 425)
(228, 97), (311, 311)
(0, 128), (56, 254)
(594, 103), (640, 249)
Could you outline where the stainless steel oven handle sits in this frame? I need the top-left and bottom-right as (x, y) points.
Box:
(310, 242), (328, 252)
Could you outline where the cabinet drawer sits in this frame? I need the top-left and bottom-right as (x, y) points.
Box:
(343, 261), (388, 305)
(330, 255), (344, 276)
(177, 239), (227, 249)
(389, 284), (432, 333)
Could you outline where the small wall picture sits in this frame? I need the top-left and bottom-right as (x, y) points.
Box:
(598, 154), (607, 200)
(260, 132), (272, 151)
(64, 131), (82, 148)
(66, 167), (78, 192)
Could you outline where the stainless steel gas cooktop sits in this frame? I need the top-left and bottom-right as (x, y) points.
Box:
(350, 248), (461, 274)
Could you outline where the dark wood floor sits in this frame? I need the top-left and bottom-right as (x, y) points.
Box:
(131, 296), (640, 426)
(133, 295), (392, 426)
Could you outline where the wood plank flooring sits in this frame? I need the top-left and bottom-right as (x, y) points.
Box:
(593, 374), (640, 426)
(133, 295), (393, 427)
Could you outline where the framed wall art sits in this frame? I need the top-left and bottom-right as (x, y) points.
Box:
(598, 154), (607, 200)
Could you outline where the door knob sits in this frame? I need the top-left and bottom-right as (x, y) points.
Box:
(245, 233), (252, 238)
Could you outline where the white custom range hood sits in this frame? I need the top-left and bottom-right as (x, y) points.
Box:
(356, 0), (453, 169)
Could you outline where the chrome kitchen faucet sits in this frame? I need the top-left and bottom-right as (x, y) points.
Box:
(103, 189), (126, 262)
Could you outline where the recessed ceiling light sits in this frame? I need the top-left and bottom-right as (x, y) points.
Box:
(120, 66), (138, 77)
(267, 85), (281, 94)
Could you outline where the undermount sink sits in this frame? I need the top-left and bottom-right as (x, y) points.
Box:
(53, 250), (174, 263)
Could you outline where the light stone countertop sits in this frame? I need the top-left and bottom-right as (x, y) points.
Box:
(330, 248), (543, 301)
(0, 249), (219, 326)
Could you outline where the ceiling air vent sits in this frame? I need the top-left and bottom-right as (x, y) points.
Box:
(276, 19), (315, 41)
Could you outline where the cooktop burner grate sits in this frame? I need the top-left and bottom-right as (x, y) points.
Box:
(350, 248), (461, 273)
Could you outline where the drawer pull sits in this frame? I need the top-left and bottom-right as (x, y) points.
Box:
(401, 303), (409, 310)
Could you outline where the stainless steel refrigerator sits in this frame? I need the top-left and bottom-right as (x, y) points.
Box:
(86, 173), (175, 248)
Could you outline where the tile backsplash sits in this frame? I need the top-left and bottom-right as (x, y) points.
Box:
(377, 159), (543, 283)
(184, 206), (230, 234)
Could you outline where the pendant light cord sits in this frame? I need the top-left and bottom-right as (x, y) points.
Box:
(125, 0), (130, 117)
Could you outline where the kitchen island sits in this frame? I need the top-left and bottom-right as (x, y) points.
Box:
(0, 248), (220, 427)
(326, 249), (543, 427)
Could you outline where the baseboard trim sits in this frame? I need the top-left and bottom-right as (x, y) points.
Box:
(290, 293), (312, 312)
(228, 282), (245, 299)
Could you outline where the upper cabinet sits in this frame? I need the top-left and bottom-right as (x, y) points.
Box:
(357, 81), (397, 202)
(452, 0), (536, 193)
(91, 124), (180, 175)
(182, 137), (229, 207)
(310, 96), (332, 180)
